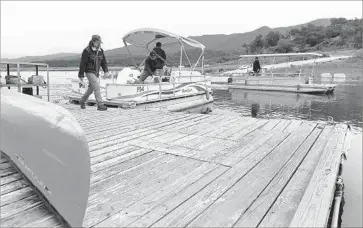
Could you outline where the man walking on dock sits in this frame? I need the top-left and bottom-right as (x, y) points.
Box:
(78, 35), (109, 111)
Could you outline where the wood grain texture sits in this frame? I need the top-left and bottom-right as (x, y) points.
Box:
(151, 130), (292, 227)
(0, 173), (22, 186)
(289, 123), (348, 227)
(234, 124), (324, 227)
(84, 156), (201, 227)
(186, 123), (316, 227)
(94, 162), (224, 227)
(129, 165), (228, 227)
(1, 104), (349, 228)
(259, 124), (335, 227)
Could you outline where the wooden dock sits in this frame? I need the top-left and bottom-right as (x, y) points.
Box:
(1, 103), (351, 227)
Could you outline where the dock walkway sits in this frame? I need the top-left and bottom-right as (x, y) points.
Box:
(1, 103), (351, 227)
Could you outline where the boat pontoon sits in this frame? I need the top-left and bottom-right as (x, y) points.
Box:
(218, 53), (337, 94)
(69, 28), (213, 113)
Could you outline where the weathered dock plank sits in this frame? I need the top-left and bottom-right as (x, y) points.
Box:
(186, 123), (316, 227)
(94, 162), (225, 227)
(129, 165), (228, 227)
(0, 153), (64, 227)
(150, 130), (293, 227)
(1, 103), (350, 228)
(0, 173), (22, 186)
(259, 124), (335, 227)
(1, 204), (52, 227)
(289, 124), (348, 227)
(234, 124), (325, 227)
(84, 157), (202, 227)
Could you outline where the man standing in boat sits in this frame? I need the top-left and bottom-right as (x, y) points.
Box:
(152, 42), (167, 72)
(78, 35), (109, 111)
(253, 57), (261, 76)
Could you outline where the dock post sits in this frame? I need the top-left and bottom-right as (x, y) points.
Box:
(36, 65), (39, 95)
(7, 64), (10, 89)
(17, 63), (21, 93)
(47, 65), (50, 101)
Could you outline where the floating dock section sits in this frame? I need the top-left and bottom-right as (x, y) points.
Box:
(1, 103), (351, 227)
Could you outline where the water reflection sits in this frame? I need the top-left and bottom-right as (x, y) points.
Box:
(251, 103), (260, 117)
(213, 83), (362, 130)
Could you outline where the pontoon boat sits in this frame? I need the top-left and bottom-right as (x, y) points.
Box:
(216, 53), (337, 94)
(69, 28), (213, 113)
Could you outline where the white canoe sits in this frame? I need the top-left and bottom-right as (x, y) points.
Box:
(0, 89), (90, 227)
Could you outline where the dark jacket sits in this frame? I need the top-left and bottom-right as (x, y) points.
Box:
(78, 46), (108, 78)
(144, 57), (157, 74)
(152, 47), (166, 69)
(253, 60), (261, 73)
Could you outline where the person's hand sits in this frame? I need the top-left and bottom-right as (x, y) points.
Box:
(79, 78), (86, 87)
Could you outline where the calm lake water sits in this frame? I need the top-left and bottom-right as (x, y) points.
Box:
(2, 70), (362, 227)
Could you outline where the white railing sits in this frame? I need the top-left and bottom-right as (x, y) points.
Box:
(1, 61), (50, 101)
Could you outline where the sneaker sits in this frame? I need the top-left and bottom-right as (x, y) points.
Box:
(80, 102), (86, 109)
(97, 104), (108, 111)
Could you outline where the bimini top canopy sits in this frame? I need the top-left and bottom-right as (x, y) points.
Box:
(239, 53), (323, 58)
(122, 28), (205, 51)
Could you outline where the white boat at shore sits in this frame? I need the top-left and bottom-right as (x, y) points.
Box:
(69, 28), (213, 113)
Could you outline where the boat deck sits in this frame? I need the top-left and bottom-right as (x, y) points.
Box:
(1, 103), (350, 227)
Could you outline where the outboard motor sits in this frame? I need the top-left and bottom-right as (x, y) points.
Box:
(227, 77), (233, 83)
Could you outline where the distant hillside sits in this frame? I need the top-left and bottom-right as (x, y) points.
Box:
(242, 17), (362, 55)
(4, 17), (357, 67)
(1, 52), (79, 62)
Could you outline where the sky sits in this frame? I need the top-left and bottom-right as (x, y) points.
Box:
(1, 1), (362, 58)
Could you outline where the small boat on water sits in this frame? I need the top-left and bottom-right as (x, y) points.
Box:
(214, 53), (337, 94)
(69, 28), (213, 113)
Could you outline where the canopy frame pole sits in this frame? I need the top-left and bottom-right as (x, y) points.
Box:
(270, 56), (276, 83)
(311, 57), (317, 79)
(261, 57), (265, 77)
(192, 50), (204, 72)
(201, 52), (204, 75)
(181, 44), (192, 74)
(298, 56), (305, 80)
(179, 45), (183, 77)
(285, 56), (290, 77)
(123, 41), (138, 69)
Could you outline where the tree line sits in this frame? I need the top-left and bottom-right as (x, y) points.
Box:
(242, 18), (362, 54)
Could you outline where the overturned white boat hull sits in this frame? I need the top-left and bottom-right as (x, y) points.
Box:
(0, 89), (90, 227)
